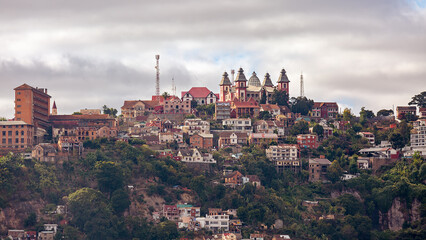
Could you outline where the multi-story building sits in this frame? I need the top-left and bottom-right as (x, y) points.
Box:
(57, 137), (83, 154)
(159, 132), (174, 144)
(309, 158), (332, 182)
(218, 132), (248, 148)
(310, 102), (338, 119)
(266, 144), (298, 161)
(297, 134), (319, 149)
(224, 171), (243, 187)
(14, 84), (51, 129)
(230, 98), (260, 118)
(190, 133), (213, 149)
(182, 118), (210, 135)
(254, 120), (285, 136)
(121, 100), (158, 122)
(196, 214), (230, 233)
(0, 121), (34, 153)
(181, 87), (218, 105)
(222, 118), (252, 132)
(359, 132), (375, 145)
(266, 144), (300, 173)
(163, 205), (179, 221)
(215, 101), (231, 121)
(177, 204), (201, 219)
(411, 119), (426, 150)
(396, 106), (417, 120)
(162, 96), (191, 114)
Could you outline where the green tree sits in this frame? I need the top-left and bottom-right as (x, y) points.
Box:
(377, 109), (394, 117)
(162, 92), (170, 100)
(327, 160), (343, 183)
(258, 111), (272, 120)
(260, 89), (267, 104)
(63, 226), (81, 240)
(72, 112), (82, 115)
(24, 212), (37, 227)
(290, 121), (309, 136)
(408, 91), (426, 108)
(271, 89), (289, 107)
(190, 100), (198, 109)
(290, 96), (314, 115)
(111, 189), (131, 214)
(102, 105), (117, 117)
(313, 124), (324, 140)
(95, 161), (125, 196)
(389, 132), (405, 150)
(338, 194), (363, 215)
(68, 188), (113, 230)
(343, 108), (354, 121)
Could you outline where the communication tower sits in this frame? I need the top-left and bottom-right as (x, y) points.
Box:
(155, 55), (160, 96)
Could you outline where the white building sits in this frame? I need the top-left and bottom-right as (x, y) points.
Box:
(359, 132), (375, 145)
(266, 144), (298, 161)
(182, 118), (210, 135)
(177, 148), (216, 164)
(196, 214), (229, 232)
(222, 118), (252, 132)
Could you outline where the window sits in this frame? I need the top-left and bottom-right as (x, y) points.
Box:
(16, 131), (19, 135)
(2, 139), (5, 144)
(8, 131), (12, 135)
(21, 138), (24, 143)
(17, 111), (21, 114)
(17, 92), (21, 95)
(2, 131), (5, 136)
(17, 98), (21, 101)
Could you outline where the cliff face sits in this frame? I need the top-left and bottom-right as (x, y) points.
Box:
(0, 198), (46, 234)
(379, 198), (421, 231)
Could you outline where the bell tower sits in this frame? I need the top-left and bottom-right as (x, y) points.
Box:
(219, 72), (232, 102)
(234, 68), (247, 101)
(277, 68), (290, 95)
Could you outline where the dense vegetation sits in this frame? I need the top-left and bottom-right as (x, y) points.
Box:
(1, 135), (425, 239)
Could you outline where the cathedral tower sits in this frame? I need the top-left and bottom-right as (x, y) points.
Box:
(277, 68), (290, 95)
(219, 72), (232, 101)
(234, 68), (247, 101)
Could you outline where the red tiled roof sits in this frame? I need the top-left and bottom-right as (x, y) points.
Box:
(49, 114), (112, 120)
(232, 98), (260, 108)
(182, 87), (215, 98)
(313, 102), (338, 108)
(260, 103), (280, 110)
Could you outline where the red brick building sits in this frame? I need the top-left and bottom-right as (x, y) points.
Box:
(0, 121), (34, 153)
(190, 133), (213, 149)
(310, 102), (338, 120)
(297, 134), (319, 149)
(231, 98), (260, 118)
(14, 84), (51, 129)
(224, 171), (243, 187)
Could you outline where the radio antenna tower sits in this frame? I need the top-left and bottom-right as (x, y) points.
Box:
(231, 69), (235, 84)
(300, 72), (305, 97)
(172, 77), (176, 96)
(155, 55), (160, 96)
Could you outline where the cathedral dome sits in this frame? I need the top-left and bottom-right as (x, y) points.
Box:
(248, 71), (261, 87)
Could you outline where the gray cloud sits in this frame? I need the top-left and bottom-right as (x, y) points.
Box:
(0, 0), (425, 118)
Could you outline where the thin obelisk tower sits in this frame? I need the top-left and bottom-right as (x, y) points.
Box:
(155, 55), (160, 97)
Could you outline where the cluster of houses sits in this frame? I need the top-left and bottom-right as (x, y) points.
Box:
(1, 70), (426, 238)
(7, 223), (60, 240)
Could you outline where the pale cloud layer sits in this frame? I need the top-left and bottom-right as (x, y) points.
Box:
(0, 0), (425, 118)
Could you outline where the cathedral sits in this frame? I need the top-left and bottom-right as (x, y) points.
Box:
(219, 68), (290, 103)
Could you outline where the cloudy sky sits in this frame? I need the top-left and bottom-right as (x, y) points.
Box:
(1, 0), (425, 118)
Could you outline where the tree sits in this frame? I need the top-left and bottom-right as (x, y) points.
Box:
(343, 108), (354, 121)
(408, 91), (426, 108)
(389, 132), (405, 150)
(258, 111), (272, 120)
(290, 121), (309, 136)
(95, 161), (124, 196)
(290, 96), (314, 115)
(162, 92), (170, 100)
(271, 89), (289, 107)
(260, 89), (267, 104)
(110, 189), (131, 214)
(190, 100), (198, 109)
(72, 112), (82, 115)
(102, 105), (117, 117)
(68, 188), (113, 230)
(24, 212), (37, 227)
(377, 109), (393, 117)
(360, 107), (375, 126)
(313, 124), (324, 140)
(327, 160), (343, 183)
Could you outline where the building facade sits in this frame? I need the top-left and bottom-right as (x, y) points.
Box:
(297, 134), (319, 149)
(14, 84), (51, 129)
(309, 158), (332, 182)
(310, 102), (339, 119)
(215, 101), (231, 121)
(0, 121), (34, 153)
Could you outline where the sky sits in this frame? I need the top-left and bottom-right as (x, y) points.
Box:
(0, 0), (425, 118)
